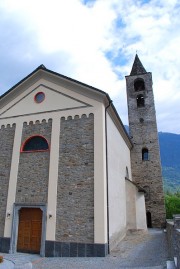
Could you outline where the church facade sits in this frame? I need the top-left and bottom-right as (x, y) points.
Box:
(0, 56), (164, 257)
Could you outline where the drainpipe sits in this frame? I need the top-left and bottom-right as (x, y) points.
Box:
(105, 98), (112, 254)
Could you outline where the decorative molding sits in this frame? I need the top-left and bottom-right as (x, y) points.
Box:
(60, 113), (94, 121)
(0, 123), (16, 129)
(0, 83), (91, 117)
(23, 118), (52, 126)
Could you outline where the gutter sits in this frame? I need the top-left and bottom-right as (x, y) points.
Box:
(105, 97), (113, 254)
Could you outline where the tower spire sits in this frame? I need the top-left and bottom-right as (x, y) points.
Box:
(130, 54), (147, 76)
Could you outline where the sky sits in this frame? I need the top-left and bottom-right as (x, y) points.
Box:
(0, 0), (179, 134)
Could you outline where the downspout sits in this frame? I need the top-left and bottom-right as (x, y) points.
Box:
(105, 98), (112, 254)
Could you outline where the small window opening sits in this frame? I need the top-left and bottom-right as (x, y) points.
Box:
(142, 148), (149, 161)
(21, 136), (49, 152)
(137, 94), (145, 107)
(134, 79), (145, 91)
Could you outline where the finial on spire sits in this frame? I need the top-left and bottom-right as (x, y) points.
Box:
(130, 54), (147, 76)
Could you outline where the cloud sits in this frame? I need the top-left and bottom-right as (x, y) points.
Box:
(0, 0), (179, 133)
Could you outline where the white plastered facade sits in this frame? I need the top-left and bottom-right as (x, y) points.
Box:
(0, 70), (107, 245)
(125, 179), (147, 231)
(106, 109), (147, 249)
(107, 112), (129, 249)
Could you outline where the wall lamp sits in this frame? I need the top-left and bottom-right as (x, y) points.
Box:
(7, 212), (11, 218)
(48, 212), (52, 219)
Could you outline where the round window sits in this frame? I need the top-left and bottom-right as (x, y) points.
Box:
(34, 92), (45, 103)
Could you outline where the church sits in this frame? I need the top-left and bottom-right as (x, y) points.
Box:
(0, 55), (165, 257)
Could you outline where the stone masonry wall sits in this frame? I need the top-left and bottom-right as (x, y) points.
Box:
(56, 114), (94, 243)
(16, 120), (52, 203)
(126, 73), (166, 228)
(167, 216), (180, 269)
(0, 124), (15, 236)
(167, 220), (175, 259)
(176, 229), (180, 269)
(174, 216), (180, 269)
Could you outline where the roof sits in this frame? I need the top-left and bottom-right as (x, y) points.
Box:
(0, 64), (109, 100)
(130, 54), (147, 76)
(0, 64), (133, 147)
(125, 178), (146, 193)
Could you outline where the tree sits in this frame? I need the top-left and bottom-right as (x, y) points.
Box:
(165, 193), (180, 219)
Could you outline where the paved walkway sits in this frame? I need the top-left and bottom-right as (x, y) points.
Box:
(1, 229), (169, 269)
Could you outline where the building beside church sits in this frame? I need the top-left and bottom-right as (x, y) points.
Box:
(0, 55), (165, 257)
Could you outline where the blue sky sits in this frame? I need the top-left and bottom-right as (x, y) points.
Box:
(0, 0), (179, 134)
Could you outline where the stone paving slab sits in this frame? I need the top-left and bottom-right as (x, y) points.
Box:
(0, 259), (14, 269)
(0, 229), (168, 269)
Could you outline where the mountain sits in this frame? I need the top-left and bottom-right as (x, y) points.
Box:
(159, 132), (180, 192)
(124, 126), (180, 192)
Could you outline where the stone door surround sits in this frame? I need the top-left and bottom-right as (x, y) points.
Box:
(10, 203), (47, 257)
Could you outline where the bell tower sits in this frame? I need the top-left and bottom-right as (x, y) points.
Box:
(126, 54), (166, 228)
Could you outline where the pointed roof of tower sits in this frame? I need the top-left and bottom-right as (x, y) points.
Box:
(130, 54), (147, 75)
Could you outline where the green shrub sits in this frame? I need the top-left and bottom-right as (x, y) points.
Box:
(165, 192), (180, 219)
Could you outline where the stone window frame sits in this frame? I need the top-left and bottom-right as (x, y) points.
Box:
(9, 203), (47, 257)
(20, 135), (50, 153)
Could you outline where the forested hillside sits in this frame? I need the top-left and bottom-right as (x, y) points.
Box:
(159, 132), (180, 192)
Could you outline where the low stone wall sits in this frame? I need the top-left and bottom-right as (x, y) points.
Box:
(166, 220), (175, 259)
(166, 215), (180, 269)
(175, 229), (180, 269)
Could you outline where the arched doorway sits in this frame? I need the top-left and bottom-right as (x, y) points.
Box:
(146, 211), (152, 228)
(17, 208), (42, 254)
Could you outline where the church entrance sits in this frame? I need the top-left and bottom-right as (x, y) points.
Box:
(17, 208), (42, 254)
(146, 211), (152, 228)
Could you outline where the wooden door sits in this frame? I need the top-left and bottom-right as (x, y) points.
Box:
(17, 208), (42, 254)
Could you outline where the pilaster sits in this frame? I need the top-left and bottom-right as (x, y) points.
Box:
(4, 122), (23, 237)
(46, 117), (61, 240)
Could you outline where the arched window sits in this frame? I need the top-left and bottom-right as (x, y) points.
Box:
(21, 135), (49, 152)
(134, 78), (145, 91)
(142, 148), (149, 161)
(137, 94), (145, 107)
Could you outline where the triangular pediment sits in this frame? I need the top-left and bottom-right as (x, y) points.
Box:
(0, 84), (91, 119)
